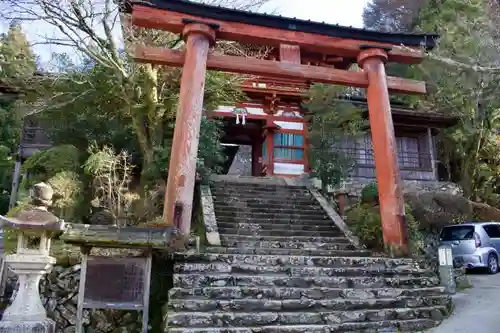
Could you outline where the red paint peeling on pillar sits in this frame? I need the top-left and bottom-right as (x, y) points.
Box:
(163, 23), (216, 235)
(358, 48), (409, 256)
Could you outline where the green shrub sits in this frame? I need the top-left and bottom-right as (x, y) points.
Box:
(346, 203), (423, 255)
(22, 145), (80, 187)
(361, 182), (378, 204)
(47, 171), (85, 221)
(0, 145), (14, 214)
(346, 204), (382, 249)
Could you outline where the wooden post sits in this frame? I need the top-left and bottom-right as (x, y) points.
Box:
(334, 190), (348, 217)
(427, 127), (437, 179)
(358, 47), (409, 257)
(266, 131), (274, 176)
(264, 120), (277, 176)
(163, 22), (217, 234)
(252, 137), (263, 177)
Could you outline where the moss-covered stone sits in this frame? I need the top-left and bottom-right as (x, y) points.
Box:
(60, 223), (186, 250)
(3, 226), (80, 266)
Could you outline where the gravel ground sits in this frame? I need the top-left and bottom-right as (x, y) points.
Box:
(429, 273), (500, 333)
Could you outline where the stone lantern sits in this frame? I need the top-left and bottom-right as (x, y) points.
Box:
(0, 182), (64, 333)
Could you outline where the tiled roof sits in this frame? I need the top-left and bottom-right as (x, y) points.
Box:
(125, 0), (439, 50)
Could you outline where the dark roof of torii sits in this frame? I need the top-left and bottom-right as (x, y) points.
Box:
(124, 0), (439, 50)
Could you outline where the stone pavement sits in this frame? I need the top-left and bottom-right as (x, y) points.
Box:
(429, 274), (500, 333)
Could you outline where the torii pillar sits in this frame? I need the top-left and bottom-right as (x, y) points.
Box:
(163, 21), (218, 235)
(358, 47), (409, 257)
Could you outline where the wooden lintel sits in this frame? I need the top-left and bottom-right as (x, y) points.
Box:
(132, 5), (425, 65)
(325, 56), (344, 63)
(301, 55), (344, 64)
(134, 46), (427, 95)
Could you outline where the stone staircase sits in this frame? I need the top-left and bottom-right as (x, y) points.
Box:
(166, 180), (451, 333)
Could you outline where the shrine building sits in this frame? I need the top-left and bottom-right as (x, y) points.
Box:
(217, 76), (456, 184)
(127, 0), (455, 251)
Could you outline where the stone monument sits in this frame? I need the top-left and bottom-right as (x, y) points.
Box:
(0, 182), (64, 333)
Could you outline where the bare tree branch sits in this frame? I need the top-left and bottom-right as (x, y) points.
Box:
(396, 45), (500, 73)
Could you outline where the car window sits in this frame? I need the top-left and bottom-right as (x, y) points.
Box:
(483, 224), (500, 238)
(440, 226), (475, 241)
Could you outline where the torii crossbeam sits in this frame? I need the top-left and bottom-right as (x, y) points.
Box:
(126, 0), (438, 257)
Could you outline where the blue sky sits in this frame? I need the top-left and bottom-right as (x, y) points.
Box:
(1, 0), (369, 67)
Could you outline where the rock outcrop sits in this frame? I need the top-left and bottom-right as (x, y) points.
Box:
(405, 184), (500, 230)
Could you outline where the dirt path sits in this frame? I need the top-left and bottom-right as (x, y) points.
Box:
(429, 274), (500, 333)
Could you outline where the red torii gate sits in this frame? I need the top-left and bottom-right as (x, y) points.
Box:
(128, 0), (438, 257)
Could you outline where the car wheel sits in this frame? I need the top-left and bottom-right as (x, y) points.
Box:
(487, 254), (498, 274)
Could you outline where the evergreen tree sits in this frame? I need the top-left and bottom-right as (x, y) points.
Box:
(363, 0), (424, 32)
(362, 1), (426, 107)
(305, 85), (368, 192)
(0, 23), (37, 213)
(415, 0), (500, 203)
(0, 22), (37, 80)
(0, 23), (37, 152)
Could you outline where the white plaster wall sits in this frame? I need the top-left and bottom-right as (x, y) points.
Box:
(274, 163), (304, 175)
(275, 109), (303, 118)
(274, 121), (303, 130)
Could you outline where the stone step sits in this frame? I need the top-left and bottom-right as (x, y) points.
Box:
(175, 253), (411, 269)
(216, 216), (334, 225)
(211, 183), (308, 193)
(213, 209), (331, 220)
(214, 205), (325, 214)
(168, 295), (450, 312)
(166, 319), (439, 333)
(214, 199), (320, 208)
(173, 273), (440, 289)
(220, 234), (351, 244)
(220, 239), (352, 250)
(166, 306), (448, 327)
(207, 247), (360, 256)
(211, 184), (308, 192)
(174, 263), (431, 277)
(168, 286), (448, 301)
(212, 193), (314, 201)
(217, 222), (339, 232)
(218, 227), (343, 238)
(212, 195), (318, 206)
(214, 201), (322, 210)
(212, 192), (314, 200)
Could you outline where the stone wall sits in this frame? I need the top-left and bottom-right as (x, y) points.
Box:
(420, 230), (471, 289)
(227, 145), (252, 176)
(3, 265), (143, 333)
(3, 249), (175, 333)
(310, 177), (462, 198)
